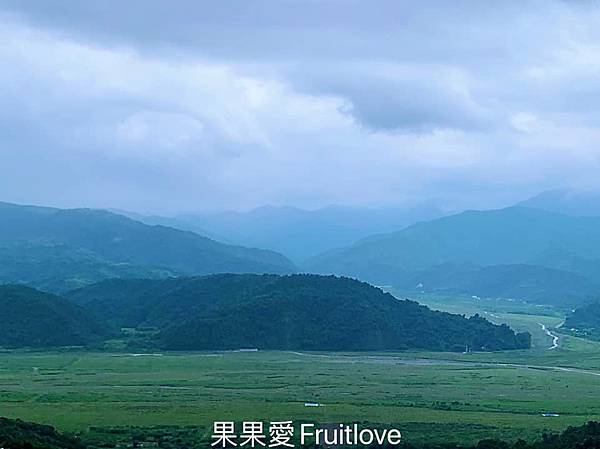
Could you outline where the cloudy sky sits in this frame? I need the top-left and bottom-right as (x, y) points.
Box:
(1, 0), (600, 214)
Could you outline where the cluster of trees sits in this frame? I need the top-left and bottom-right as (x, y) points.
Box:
(0, 417), (83, 449)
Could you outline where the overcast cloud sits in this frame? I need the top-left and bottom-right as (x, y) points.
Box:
(1, 0), (600, 213)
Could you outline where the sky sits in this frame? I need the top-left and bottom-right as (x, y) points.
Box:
(1, 0), (600, 214)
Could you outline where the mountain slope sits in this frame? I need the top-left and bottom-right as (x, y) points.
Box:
(0, 285), (105, 348)
(402, 263), (599, 306)
(0, 201), (295, 292)
(69, 274), (531, 352)
(305, 207), (600, 294)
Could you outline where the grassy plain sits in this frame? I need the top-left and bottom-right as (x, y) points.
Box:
(1, 294), (599, 446)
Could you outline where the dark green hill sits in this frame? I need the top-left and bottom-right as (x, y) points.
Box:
(68, 275), (283, 330)
(305, 207), (600, 304)
(69, 274), (530, 352)
(0, 417), (83, 449)
(402, 263), (599, 306)
(564, 302), (600, 340)
(0, 201), (295, 292)
(0, 285), (105, 348)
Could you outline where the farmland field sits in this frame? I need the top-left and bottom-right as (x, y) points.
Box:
(1, 295), (600, 447)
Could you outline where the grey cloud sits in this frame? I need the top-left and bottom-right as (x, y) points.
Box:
(291, 64), (495, 132)
(1, 1), (600, 213)
(0, 0), (579, 133)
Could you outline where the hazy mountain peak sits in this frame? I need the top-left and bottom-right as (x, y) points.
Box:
(518, 189), (600, 217)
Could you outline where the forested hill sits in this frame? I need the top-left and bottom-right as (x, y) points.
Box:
(0, 285), (105, 348)
(69, 274), (531, 352)
(0, 201), (295, 293)
(305, 207), (600, 305)
(396, 263), (599, 307)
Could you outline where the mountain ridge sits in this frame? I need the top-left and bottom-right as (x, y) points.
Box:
(304, 206), (600, 305)
(0, 201), (295, 292)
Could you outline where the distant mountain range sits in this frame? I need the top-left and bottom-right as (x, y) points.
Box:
(120, 203), (447, 262)
(0, 201), (295, 292)
(4, 189), (600, 307)
(306, 206), (600, 306)
(115, 189), (600, 265)
(67, 274), (530, 351)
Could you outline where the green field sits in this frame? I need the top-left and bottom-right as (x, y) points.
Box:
(1, 294), (600, 447)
